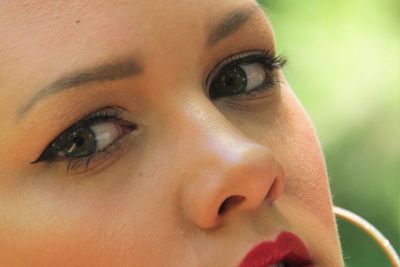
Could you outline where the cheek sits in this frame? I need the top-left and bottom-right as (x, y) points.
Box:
(275, 85), (334, 226)
(0, 163), (186, 266)
(0, 188), (130, 265)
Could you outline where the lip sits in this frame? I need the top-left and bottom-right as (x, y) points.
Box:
(238, 232), (315, 267)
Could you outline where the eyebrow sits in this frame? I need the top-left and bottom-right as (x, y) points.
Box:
(207, 4), (261, 46)
(18, 58), (142, 118)
(18, 4), (262, 119)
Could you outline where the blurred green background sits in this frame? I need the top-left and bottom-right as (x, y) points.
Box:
(260, 0), (399, 266)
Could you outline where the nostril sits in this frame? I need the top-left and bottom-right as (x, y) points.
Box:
(218, 195), (245, 215)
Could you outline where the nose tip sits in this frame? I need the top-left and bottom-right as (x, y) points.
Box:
(182, 143), (285, 230)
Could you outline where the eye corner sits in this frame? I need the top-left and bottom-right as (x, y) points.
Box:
(271, 53), (288, 70)
(31, 147), (55, 164)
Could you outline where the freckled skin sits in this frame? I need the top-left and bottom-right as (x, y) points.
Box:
(0, 1), (343, 266)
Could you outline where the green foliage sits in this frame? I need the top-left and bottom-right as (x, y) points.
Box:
(260, 0), (400, 266)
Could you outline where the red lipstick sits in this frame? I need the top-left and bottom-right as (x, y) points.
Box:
(238, 232), (314, 267)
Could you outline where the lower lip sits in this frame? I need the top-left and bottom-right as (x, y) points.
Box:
(239, 232), (315, 267)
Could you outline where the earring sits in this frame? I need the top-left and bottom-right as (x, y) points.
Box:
(334, 206), (400, 267)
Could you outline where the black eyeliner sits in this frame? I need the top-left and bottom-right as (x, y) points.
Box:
(31, 106), (136, 173)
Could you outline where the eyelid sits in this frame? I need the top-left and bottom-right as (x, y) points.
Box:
(75, 106), (126, 127)
(205, 50), (282, 92)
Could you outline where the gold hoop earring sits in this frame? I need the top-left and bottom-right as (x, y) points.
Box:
(334, 206), (400, 267)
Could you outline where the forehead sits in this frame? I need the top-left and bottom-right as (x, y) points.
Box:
(0, 0), (261, 43)
(0, 0), (262, 72)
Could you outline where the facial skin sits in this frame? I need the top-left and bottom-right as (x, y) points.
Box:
(0, 0), (343, 266)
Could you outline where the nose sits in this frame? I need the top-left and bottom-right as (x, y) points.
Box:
(180, 111), (285, 230)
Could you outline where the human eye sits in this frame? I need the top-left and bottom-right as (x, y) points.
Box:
(31, 106), (136, 174)
(207, 50), (286, 100)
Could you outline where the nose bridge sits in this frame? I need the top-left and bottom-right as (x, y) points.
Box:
(172, 97), (254, 169)
(172, 96), (285, 230)
(173, 93), (247, 152)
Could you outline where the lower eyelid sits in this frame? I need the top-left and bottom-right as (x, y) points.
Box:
(63, 137), (128, 175)
(219, 88), (282, 113)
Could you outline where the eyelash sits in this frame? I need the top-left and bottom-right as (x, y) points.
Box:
(32, 50), (287, 175)
(206, 50), (286, 100)
(31, 107), (136, 174)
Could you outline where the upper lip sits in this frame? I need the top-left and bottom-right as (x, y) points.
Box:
(238, 231), (314, 267)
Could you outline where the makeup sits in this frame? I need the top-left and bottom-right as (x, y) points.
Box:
(31, 106), (136, 174)
(238, 232), (314, 267)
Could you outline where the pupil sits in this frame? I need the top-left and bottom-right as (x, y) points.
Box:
(210, 65), (247, 99)
(74, 136), (85, 146)
(222, 75), (235, 86)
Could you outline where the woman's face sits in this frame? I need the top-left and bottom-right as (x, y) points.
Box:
(0, 0), (343, 266)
